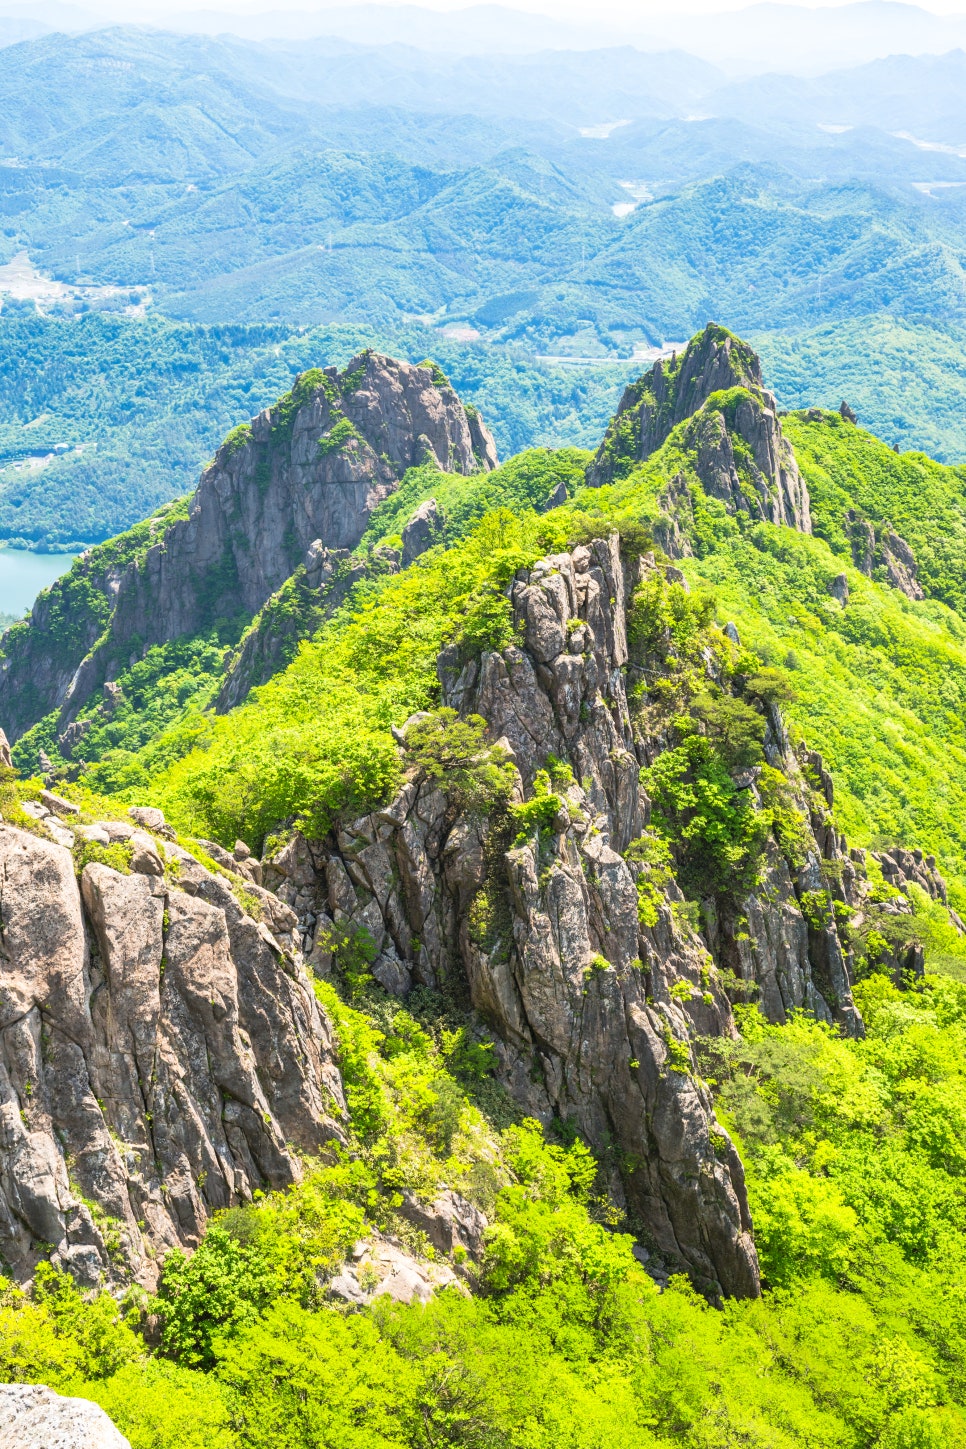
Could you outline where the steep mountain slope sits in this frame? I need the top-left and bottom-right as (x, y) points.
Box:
(0, 814), (345, 1289)
(1, 320), (960, 1268)
(0, 350), (496, 741)
(4, 324), (966, 1446)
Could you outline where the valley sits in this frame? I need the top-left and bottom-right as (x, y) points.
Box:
(0, 24), (963, 557)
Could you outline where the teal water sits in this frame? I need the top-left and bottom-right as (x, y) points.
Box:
(0, 548), (78, 621)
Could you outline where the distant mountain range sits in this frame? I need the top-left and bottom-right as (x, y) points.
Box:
(6, 2), (966, 76)
(1, 16), (966, 546)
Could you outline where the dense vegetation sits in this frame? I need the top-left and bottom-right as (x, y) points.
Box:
(6, 965), (966, 1448)
(756, 316), (966, 465)
(0, 315), (634, 548)
(4, 16), (966, 1444)
(9, 308), (966, 1449)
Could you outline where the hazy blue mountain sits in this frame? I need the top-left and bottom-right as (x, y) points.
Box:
(0, 27), (326, 173)
(709, 49), (966, 145)
(2, 18), (966, 550)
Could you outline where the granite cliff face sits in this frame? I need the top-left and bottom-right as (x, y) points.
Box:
(0, 805), (345, 1289)
(588, 323), (811, 535)
(258, 533), (936, 1300)
(0, 352), (496, 742)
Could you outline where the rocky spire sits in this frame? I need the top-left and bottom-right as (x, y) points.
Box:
(588, 323), (811, 535)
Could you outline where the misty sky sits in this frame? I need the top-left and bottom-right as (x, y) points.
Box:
(136, 0), (966, 14)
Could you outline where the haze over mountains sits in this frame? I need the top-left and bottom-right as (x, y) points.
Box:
(8, 1), (966, 73)
(2, 2), (966, 548)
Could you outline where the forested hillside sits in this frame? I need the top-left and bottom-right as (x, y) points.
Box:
(2, 328), (966, 1446)
(0, 315), (634, 547)
(4, 24), (966, 552)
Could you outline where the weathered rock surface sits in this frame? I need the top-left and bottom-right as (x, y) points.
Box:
(398, 1188), (488, 1266)
(880, 528), (925, 600)
(282, 539), (765, 1297)
(328, 1234), (460, 1306)
(215, 544), (376, 713)
(0, 353), (496, 743)
(0, 819), (345, 1289)
(271, 532), (956, 1298)
(846, 512), (924, 600)
(587, 324), (811, 535)
(0, 1384), (129, 1449)
(401, 498), (445, 567)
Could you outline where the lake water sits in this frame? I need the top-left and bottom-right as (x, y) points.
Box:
(0, 548), (79, 621)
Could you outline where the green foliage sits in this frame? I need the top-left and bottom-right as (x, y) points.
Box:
(317, 416), (362, 457)
(690, 688), (766, 770)
(562, 420), (966, 900)
(509, 769), (563, 843)
(418, 358), (450, 389)
(755, 315), (966, 466)
(316, 922), (379, 999)
(785, 408), (966, 617)
(627, 573), (716, 668)
(402, 708), (514, 814)
(135, 510), (545, 845)
(221, 424), (252, 460)
(360, 448), (592, 555)
(155, 1225), (277, 1370)
(85, 1359), (237, 1449)
(643, 734), (770, 901)
(9, 977), (966, 1447)
(0, 1263), (140, 1387)
(214, 1302), (419, 1449)
(154, 1174), (368, 1368)
(459, 583), (517, 656)
(12, 316), (966, 1447)
(72, 837), (133, 876)
(625, 830), (675, 927)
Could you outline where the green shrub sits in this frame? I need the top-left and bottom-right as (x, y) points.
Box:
(643, 735), (769, 902)
(402, 708), (514, 814)
(509, 770), (562, 842)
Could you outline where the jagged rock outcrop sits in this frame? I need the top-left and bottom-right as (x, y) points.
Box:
(398, 1188), (488, 1266)
(880, 528), (925, 600)
(401, 498), (445, 567)
(0, 353), (496, 743)
(587, 323), (810, 535)
(263, 531), (958, 1297)
(0, 1384), (129, 1449)
(876, 845), (952, 908)
(846, 512), (924, 600)
(328, 1234), (460, 1307)
(0, 809), (345, 1289)
(273, 535), (877, 1299)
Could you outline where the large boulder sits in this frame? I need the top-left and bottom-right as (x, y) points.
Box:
(0, 1385), (129, 1449)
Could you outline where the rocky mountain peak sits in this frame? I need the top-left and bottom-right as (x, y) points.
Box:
(266, 534), (928, 1300)
(0, 352), (497, 744)
(587, 323), (810, 536)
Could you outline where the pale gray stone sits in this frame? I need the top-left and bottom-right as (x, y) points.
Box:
(0, 1384), (129, 1449)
